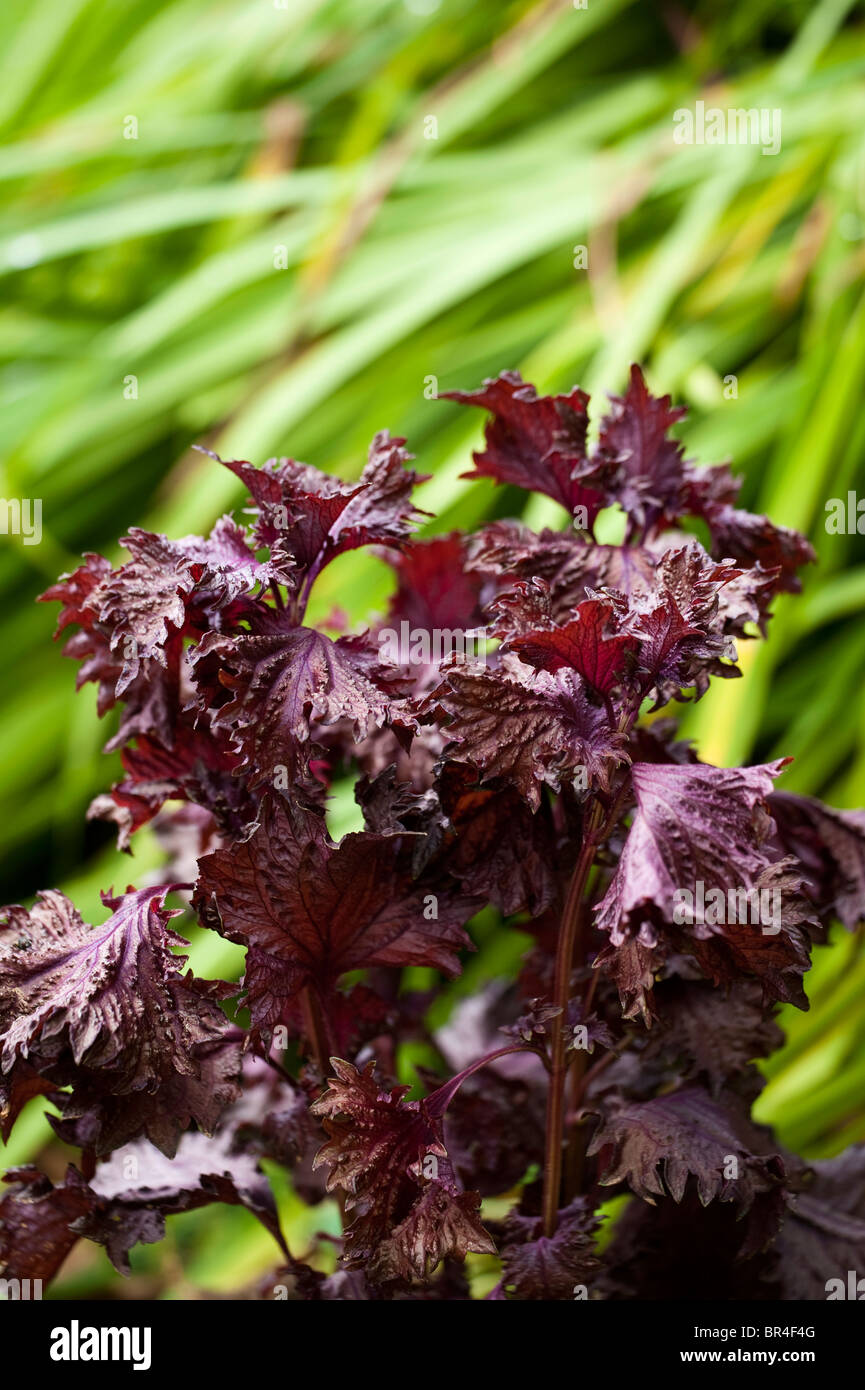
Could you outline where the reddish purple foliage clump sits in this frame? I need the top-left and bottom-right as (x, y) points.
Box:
(3, 367), (864, 1301)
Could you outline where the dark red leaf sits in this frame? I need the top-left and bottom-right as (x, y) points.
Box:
(587, 1086), (786, 1212)
(194, 796), (477, 1028)
(508, 597), (637, 695)
(192, 613), (409, 785)
(312, 1058), (494, 1283)
(595, 761), (813, 1009)
(445, 372), (605, 521)
(425, 656), (624, 810)
(0, 886), (228, 1093)
(770, 790), (865, 929)
(498, 1196), (600, 1299)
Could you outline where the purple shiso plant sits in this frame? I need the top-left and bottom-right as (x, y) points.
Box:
(2, 366), (865, 1300)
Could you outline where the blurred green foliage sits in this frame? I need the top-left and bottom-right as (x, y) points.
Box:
(1, 0), (865, 1296)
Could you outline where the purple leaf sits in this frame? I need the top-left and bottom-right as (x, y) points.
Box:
(595, 761), (813, 1009)
(0, 886), (227, 1092)
(508, 597), (636, 696)
(425, 656), (624, 810)
(498, 1196), (600, 1299)
(587, 1085), (786, 1212)
(192, 613), (410, 784)
(445, 372), (605, 521)
(312, 1058), (495, 1283)
(193, 796), (477, 1028)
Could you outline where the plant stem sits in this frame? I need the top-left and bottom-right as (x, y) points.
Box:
(555, 783), (635, 1210)
(541, 816), (600, 1238)
(301, 986), (335, 1074)
(563, 1036), (588, 1201)
(425, 1044), (542, 1118)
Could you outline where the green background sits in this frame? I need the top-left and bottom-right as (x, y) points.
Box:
(1, 0), (864, 1297)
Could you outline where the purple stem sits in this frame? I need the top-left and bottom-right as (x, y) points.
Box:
(424, 1045), (542, 1119)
